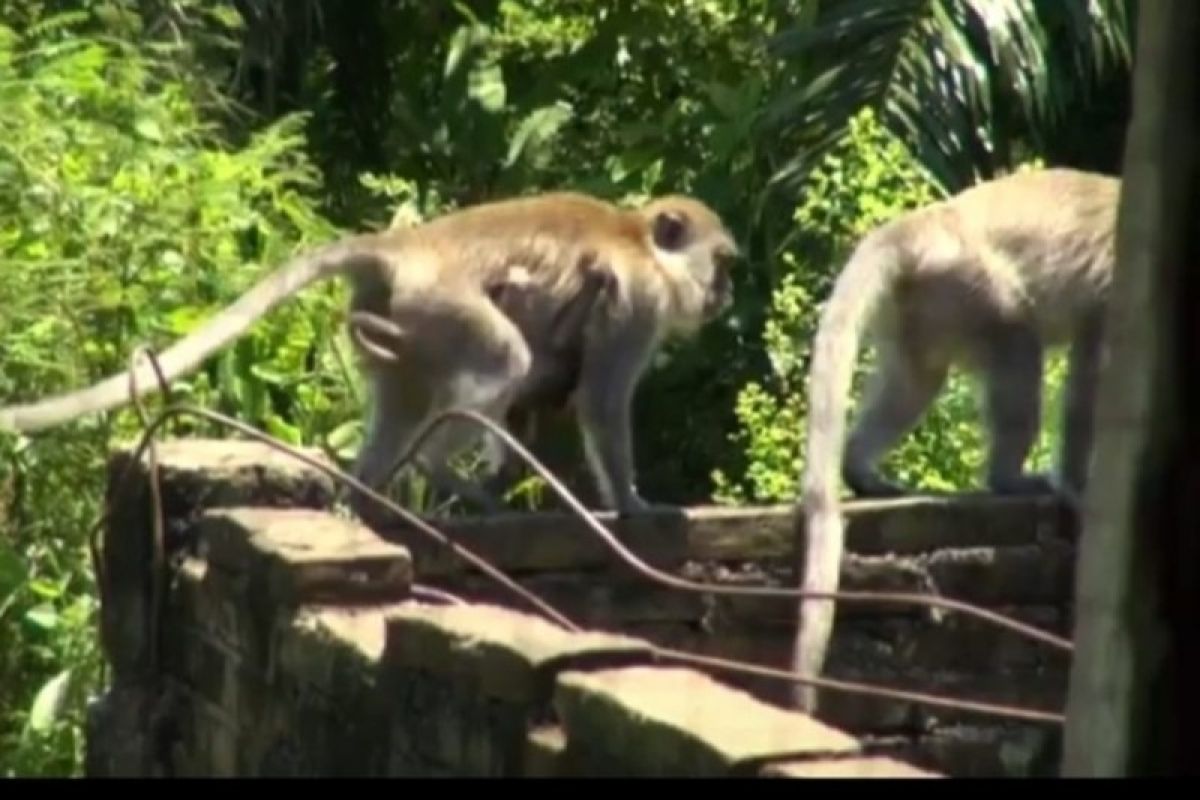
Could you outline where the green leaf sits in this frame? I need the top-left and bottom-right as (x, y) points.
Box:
(504, 102), (574, 168)
(0, 540), (26, 598)
(134, 117), (164, 142)
(468, 62), (506, 113)
(704, 81), (744, 119)
(25, 603), (59, 630)
(28, 578), (62, 600)
(444, 26), (473, 79)
(27, 669), (72, 732)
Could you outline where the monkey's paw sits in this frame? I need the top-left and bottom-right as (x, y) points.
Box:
(843, 468), (913, 498)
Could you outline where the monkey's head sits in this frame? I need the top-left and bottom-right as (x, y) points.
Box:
(640, 196), (739, 328)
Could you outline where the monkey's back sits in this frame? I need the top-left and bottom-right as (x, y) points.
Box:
(881, 168), (1119, 346)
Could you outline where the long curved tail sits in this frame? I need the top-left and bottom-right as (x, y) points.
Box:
(0, 235), (385, 434)
(791, 230), (900, 713)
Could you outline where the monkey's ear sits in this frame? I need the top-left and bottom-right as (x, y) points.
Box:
(652, 210), (690, 251)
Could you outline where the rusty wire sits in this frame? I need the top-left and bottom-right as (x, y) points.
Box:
(124, 345), (174, 676)
(94, 349), (1070, 726)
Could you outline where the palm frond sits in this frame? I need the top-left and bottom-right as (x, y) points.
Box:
(762, 0), (1134, 192)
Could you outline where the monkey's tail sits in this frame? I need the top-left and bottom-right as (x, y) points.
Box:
(791, 229), (901, 713)
(0, 236), (385, 434)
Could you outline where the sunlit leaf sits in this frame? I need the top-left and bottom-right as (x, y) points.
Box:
(25, 603), (59, 630)
(134, 117), (164, 142)
(504, 102), (573, 168)
(468, 62), (506, 113)
(27, 669), (72, 732)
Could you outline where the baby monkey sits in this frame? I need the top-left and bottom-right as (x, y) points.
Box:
(348, 250), (616, 505)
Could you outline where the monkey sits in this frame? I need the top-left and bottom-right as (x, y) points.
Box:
(377, 199), (618, 487)
(347, 249), (618, 505)
(0, 191), (738, 523)
(789, 167), (1118, 713)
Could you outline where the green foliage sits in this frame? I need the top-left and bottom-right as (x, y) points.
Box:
(765, 0), (1134, 191)
(0, 11), (345, 775)
(712, 110), (1063, 505)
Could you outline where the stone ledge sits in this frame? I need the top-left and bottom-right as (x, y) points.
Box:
(553, 665), (864, 777)
(812, 666), (1069, 733)
(426, 543), (1074, 633)
(524, 725), (567, 777)
(383, 603), (654, 705)
(276, 604), (416, 694)
(760, 755), (942, 778)
(378, 494), (1075, 577)
(108, 437), (338, 514)
(196, 508), (413, 606)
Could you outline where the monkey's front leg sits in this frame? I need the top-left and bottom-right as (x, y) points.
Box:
(572, 325), (660, 515)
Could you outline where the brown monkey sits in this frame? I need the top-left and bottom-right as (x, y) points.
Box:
(791, 167), (1118, 713)
(0, 192), (737, 521)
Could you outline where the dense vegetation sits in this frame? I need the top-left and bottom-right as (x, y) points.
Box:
(0, 0), (1133, 775)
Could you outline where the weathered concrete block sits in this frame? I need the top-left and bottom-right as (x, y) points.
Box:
(196, 508), (413, 606)
(384, 603), (653, 704)
(107, 438), (338, 520)
(553, 665), (862, 777)
(924, 543), (1076, 606)
(689, 494), (1073, 562)
(524, 725), (567, 777)
(909, 723), (1063, 778)
(381, 506), (690, 576)
(811, 665), (1068, 735)
(701, 553), (938, 630)
(760, 755), (941, 778)
(828, 494), (1074, 555)
(845, 607), (1070, 674)
(382, 603), (654, 776)
(438, 572), (707, 627)
(101, 439), (339, 679)
(84, 682), (168, 777)
(248, 605), (409, 777)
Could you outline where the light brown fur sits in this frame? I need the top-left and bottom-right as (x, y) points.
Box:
(791, 168), (1118, 713)
(0, 191), (737, 520)
(349, 249), (617, 502)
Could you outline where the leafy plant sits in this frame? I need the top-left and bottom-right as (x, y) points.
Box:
(0, 10), (346, 775)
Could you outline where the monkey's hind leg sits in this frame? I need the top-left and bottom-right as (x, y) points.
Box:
(346, 373), (430, 526)
(406, 297), (533, 514)
(1056, 314), (1105, 498)
(842, 340), (950, 497)
(408, 392), (523, 515)
(347, 294), (533, 520)
(981, 325), (1055, 495)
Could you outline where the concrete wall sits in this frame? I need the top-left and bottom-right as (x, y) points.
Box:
(398, 491), (1076, 777)
(86, 438), (1074, 777)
